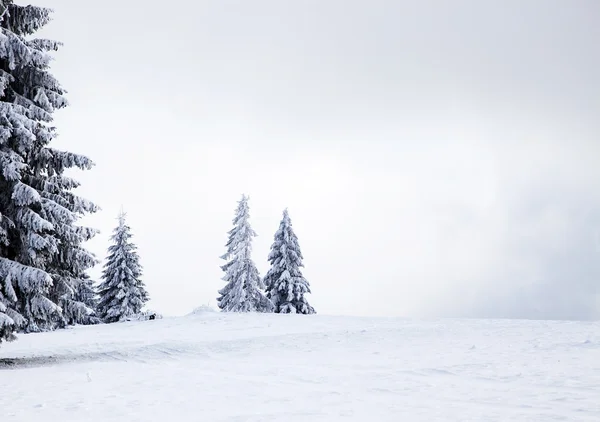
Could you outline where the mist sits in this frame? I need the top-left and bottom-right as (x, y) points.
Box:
(36, 0), (600, 319)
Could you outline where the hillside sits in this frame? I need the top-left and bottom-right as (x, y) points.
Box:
(1, 313), (599, 421)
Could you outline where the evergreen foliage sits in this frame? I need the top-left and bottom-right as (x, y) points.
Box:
(97, 212), (147, 323)
(72, 273), (100, 325)
(0, 1), (98, 343)
(264, 209), (315, 314)
(217, 195), (272, 312)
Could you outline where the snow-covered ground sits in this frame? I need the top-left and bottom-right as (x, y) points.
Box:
(1, 312), (599, 421)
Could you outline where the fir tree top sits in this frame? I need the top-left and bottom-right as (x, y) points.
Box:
(222, 195), (256, 262)
(267, 208), (304, 272)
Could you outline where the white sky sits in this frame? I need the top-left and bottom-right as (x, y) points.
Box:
(34, 0), (600, 319)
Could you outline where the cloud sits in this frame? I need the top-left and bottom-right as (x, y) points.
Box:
(38, 0), (600, 319)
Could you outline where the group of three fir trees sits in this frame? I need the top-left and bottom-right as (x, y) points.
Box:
(97, 194), (315, 322)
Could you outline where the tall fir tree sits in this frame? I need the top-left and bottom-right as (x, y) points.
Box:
(264, 209), (315, 314)
(0, 1), (98, 343)
(97, 212), (147, 323)
(217, 195), (272, 312)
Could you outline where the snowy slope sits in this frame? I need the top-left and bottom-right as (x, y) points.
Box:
(1, 313), (599, 421)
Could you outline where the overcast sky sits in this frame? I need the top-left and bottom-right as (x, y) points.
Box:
(34, 0), (599, 319)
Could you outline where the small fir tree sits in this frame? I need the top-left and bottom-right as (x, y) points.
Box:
(217, 195), (272, 312)
(97, 212), (148, 323)
(264, 209), (315, 314)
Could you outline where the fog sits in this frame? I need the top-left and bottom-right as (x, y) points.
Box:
(36, 0), (600, 319)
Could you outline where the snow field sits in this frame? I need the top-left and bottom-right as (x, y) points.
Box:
(1, 313), (599, 421)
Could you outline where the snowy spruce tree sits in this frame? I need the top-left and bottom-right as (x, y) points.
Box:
(264, 209), (315, 314)
(0, 1), (98, 343)
(217, 195), (272, 312)
(97, 212), (148, 323)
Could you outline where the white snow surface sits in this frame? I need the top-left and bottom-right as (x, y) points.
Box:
(1, 314), (599, 421)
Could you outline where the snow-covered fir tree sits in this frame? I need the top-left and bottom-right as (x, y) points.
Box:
(264, 209), (315, 314)
(217, 195), (272, 312)
(97, 212), (148, 323)
(0, 1), (98, 343)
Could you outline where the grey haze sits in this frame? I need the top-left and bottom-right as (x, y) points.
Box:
(35, 0), (600, 319)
